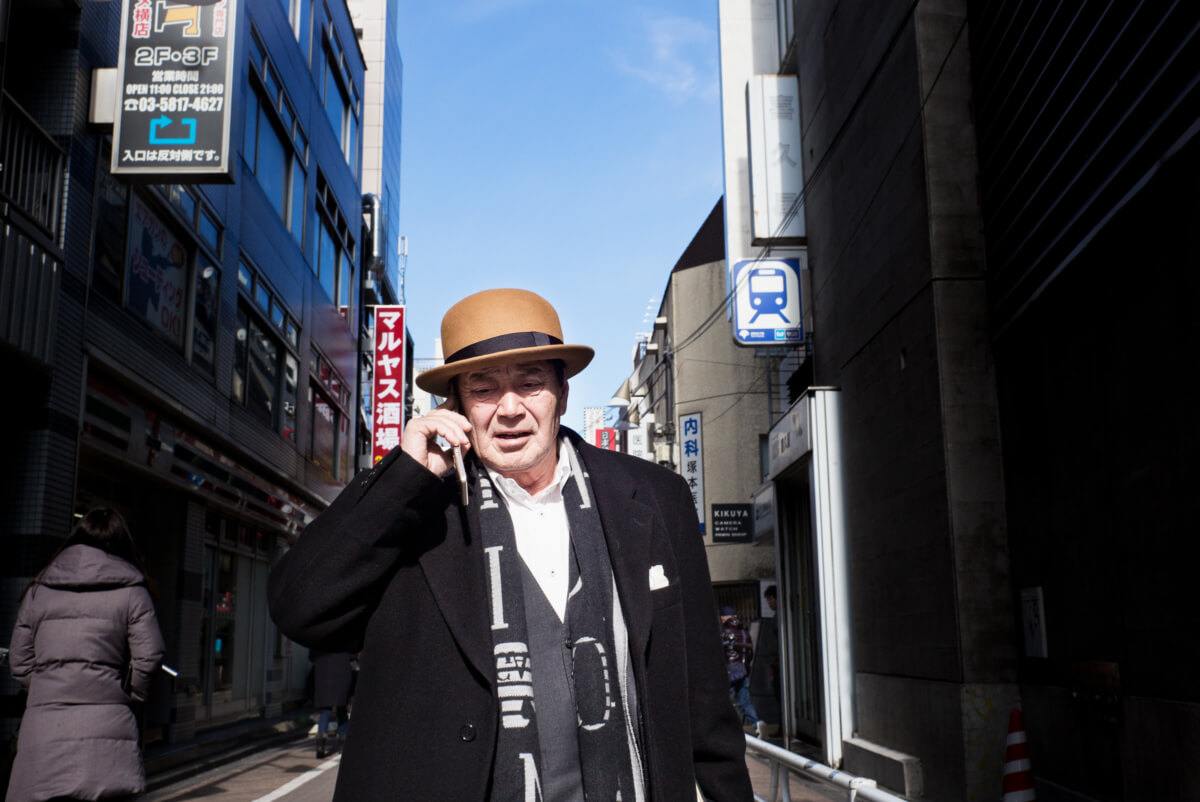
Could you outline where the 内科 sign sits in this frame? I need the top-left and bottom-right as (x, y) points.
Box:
(112, 0), (237, 178)
(371, 306), (406, 465)
(679, 412), (705, 534)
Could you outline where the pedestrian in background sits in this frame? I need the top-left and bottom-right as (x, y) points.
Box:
(310, 650), (355, 759)
(6, 507), (165, 802)
(720, 605), (764, 737)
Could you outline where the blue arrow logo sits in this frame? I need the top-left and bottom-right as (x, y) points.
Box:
(149, 115), (198, 145)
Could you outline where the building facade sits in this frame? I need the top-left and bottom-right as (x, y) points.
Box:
(1, 0), (379, 756)
(613, 199), (779, 692)
(720, 0), (1200, 799)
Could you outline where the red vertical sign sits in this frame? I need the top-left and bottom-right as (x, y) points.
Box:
(371, 306), (406, 465)
(594, 428), (618, 451)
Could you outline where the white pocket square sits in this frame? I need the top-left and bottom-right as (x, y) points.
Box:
(648, 564), (669, 590)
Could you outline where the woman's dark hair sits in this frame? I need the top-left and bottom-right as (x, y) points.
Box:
(23, 506), (156, 599)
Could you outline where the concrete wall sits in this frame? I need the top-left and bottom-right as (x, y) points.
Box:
(662, 259), (776, 586)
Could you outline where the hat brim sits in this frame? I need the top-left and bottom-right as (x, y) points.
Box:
(416, 344), (594, 398)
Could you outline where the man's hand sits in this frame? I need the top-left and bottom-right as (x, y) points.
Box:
(400, 400), (472, 477)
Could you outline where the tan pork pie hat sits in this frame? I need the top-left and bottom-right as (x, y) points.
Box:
(416, 289), (594, 397)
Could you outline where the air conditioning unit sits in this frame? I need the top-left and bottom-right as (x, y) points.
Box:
(653, 442), (673, 464)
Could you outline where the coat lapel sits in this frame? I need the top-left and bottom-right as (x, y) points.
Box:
(417, 475), (493, 682)
(578, 447), (654, 662)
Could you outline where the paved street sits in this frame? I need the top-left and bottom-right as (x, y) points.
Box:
(141, 735), (845, 801)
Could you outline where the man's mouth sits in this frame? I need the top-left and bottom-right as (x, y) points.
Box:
(495, 431), (529, 441)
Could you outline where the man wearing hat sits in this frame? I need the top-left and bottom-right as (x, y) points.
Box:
(269, 289), (753, 801)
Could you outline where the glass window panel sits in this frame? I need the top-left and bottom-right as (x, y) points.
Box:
(199, 210), (220, 252)
(319, 360), (330, 388)
(324, 65), (346, 142)
(246, 317), (278, 425)
(256, 105), (288, 220)
(237, 261), (252, 292)
(290, 161), (305, 242)
(318, 217), (337, 301)
(242, 89), (259, 170)
(347, 112), (358, 172)
(286, 318), (299, 348)
(250, 34), (265, 71)
(338, 257), (353, 313)
(264, 65), (281, 106)
(254, 281), (270, 312)
(283, 353), (299, 442)
(271, 302), (285, 330)
(92, 140), (129, 298)
(295, 128), (307, 156)
(170, 185), (195, 221)
(126, 194), (187, 347)
(233, 307), (248, 403)
(212, 550), (236, 693)
(280, 99), (295, 137)
(311, 385), (336, 474)
(192, 264), (219, 375)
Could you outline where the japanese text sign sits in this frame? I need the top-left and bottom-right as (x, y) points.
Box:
(113, 0), (237, 178)
(371, 306), (406, 465)
(594, 428), (618, 451)
(679, 412), (705, 534)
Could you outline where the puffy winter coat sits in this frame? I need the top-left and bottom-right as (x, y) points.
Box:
(6, 544), (165, 802)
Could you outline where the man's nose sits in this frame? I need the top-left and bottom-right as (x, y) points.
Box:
(496, 388), (524, 416)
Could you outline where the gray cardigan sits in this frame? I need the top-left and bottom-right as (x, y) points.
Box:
(6, 544), (165, 802)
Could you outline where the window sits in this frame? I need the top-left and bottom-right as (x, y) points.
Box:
(92, 137), (129, 299)
(120, 189), (223, 376)
(233, 259), (301, 441)
(319, 21), (361, 174)
(245, 30), (307, 246)
(314, 172), (356, 323)
(309, 349), (352, 481)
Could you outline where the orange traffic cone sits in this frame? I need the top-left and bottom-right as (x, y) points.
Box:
(1002, 708), (1036, 802)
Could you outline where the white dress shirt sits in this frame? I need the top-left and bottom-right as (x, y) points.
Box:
(486, 440), (573, 621)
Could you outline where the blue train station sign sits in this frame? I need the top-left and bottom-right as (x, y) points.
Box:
(731, 257), (803, 345)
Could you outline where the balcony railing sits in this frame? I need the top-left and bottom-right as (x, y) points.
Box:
(1, 91), (65, 241)
(1, 92), (65, 366)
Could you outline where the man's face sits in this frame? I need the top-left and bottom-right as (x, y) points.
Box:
(459, 360), (567, 495)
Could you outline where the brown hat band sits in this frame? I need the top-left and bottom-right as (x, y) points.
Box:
(446, 331), (563, 364)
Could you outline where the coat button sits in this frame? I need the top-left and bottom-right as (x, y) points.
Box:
(460, 724), (476, 742)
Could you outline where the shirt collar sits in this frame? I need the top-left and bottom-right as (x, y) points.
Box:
(485, 437), (573, 508)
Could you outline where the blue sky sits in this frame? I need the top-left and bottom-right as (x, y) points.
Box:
(394, 0), (725, 432)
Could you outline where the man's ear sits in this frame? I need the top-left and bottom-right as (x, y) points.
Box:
(557, 379), (569, 418)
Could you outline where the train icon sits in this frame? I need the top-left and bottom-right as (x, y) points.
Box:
(747, 266), (790, 324)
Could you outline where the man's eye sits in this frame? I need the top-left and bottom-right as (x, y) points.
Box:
(521, 381), (544, 392)
(470, 387), (497, 398)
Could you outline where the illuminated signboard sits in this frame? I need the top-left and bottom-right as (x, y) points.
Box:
(112, 0), (237, 178)
(371, 306), (406, 465)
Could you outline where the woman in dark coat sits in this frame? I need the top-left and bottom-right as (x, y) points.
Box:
(6, 507), (165, 802)
(310, 650), (355, 758)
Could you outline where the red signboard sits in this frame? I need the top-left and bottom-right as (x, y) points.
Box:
(371, 306), (406, 465)
(594, 428), (618, 451)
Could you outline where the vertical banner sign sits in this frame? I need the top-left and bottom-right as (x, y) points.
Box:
(371, 306), (406, 465)
(747, 74), (804, 243)
(679, 412), (705, 534)
(594, 428), (618, 451)
(113, 0), (237, 177)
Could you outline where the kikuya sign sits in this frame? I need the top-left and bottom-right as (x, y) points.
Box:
(112, 0), (237, 178)
(712, 504), (753, 544)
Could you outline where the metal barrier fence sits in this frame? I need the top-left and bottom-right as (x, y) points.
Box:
(743, 734), (909, 802)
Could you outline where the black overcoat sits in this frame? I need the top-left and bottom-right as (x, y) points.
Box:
(268, 430), (752, 801)
(311, 650), (356, 708)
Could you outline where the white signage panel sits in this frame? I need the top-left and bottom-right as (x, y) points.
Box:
(748, 74), (804, 243)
